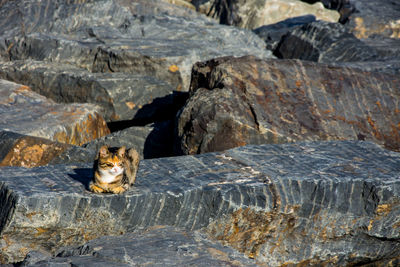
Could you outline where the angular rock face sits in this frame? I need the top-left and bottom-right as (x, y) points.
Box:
(0, 79), (109, 145)
(274, 21), (379, 63)
(0, 0), (272, 123)
(190, 0), (339, 29)
(175, 56), (400, 155)
(1, 141), (400, 265)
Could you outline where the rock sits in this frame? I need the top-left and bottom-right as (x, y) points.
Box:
(274, 20), (379, 63)
(51, 120), (175, 164)
(175, 56), (400, 155)
(345, 0), (400, 38)
(0, 131), (71, 168)
(1, 141), (400, 265)
(0, 0), (272, 123)
(20, 226), (258, 266)
(0, 60), (175, 122)
(253, 14), (317, 51)
(0, 79), (109, 145)
(190, 0), (340, 29)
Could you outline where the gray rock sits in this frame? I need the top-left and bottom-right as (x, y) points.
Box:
(1, 141), (400, 266)
(345, 0), (400, 38)
(21, 226), (257, 266)
(0, 79), (109, 146)
(175, 56), (400, 155)
(253, 14), (316, 51)
(274, 20), (379, 63)
(0, 0), (272, 122)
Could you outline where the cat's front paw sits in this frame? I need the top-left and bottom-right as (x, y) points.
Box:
(90, 183), (106, 193)
(110, 186), (126, 194)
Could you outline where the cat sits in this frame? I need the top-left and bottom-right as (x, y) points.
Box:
(89, 145), (140, 194)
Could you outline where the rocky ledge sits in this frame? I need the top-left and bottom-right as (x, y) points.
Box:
(1, 141), (400, 266)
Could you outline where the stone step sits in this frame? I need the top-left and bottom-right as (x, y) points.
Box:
(1, 141), (400, 265)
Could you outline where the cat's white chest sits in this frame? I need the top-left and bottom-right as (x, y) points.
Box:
(98, 168), (123, 183)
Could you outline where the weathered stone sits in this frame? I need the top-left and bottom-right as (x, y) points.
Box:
(1, 141), (400, 265)
(345, 0), (400, 38)
(175, 56), (400, 154)
(21, 226), (258, 266)
(0, 0), (272, 105)
(253, 14), (316, 51)
(274, 20), (380, 63)
(0, 60), (175, 122)
(190, 0), (340, 29)
(0, 79), (109, 145)
(0, 131), (71, 168)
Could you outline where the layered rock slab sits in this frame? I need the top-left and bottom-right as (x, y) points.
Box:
(0, 79), (109, 145)
(0, 0), (272, 122)
(1, 141), (400, 265)
(175, 56), (400, 155)
(21, 226), (257, 266)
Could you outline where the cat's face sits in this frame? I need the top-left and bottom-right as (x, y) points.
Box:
(97, 146), (126, 178)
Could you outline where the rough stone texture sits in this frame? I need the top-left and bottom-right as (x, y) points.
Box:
(0, 131), (71, 168)
(175, 56), (400, 155)
(21, 226), (258, 266)
(345, 0), (400, 38)
(189, 0), (339, 29)
(0, 0), (272, 122)
(1, 141), (400, 265)
(274, 20), (380, 63)
(0, 79), (109, 145)
(0, 60), (175, 122)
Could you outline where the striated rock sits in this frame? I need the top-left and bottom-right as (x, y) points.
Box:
(345, 0), (400, 38)
(190, 0), (339, 29)
(0, 131), (71, 168)
(274, 20), (379, 63)
(175, 56), (400, 155)
(0, 60), (175, 122)
(0, 0), (272, 119)
(1, 141), (400, 265)
(0, 79), (109, 145)
(21, 226), (257, 266)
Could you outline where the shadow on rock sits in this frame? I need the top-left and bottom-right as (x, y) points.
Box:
(68, 167), (93, 190)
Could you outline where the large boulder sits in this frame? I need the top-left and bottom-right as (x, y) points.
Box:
(175, 56), (400, 155)
(274, 20), (379, 62)
(0, 0), (272, 122)
(0, 79), (109, 145)
(1, 141), (400, 265)
(345, 0), (400, 38)
(189, 0), (339, 29)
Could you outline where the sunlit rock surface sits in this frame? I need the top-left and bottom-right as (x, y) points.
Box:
(1, 141), (400, 265)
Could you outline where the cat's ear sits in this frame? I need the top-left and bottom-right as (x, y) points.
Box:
(117, 146), (126, 157)
(99, 146), (109, 158)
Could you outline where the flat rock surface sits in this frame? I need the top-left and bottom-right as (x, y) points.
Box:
(22, 226), (257, 266)
(0, 79), (109, 145)
(1, 141), (400, 265)
(175, 56), (400, 155)
(0, 0), (272, 122)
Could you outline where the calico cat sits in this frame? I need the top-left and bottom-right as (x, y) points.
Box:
(89, 145), (140, 194)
